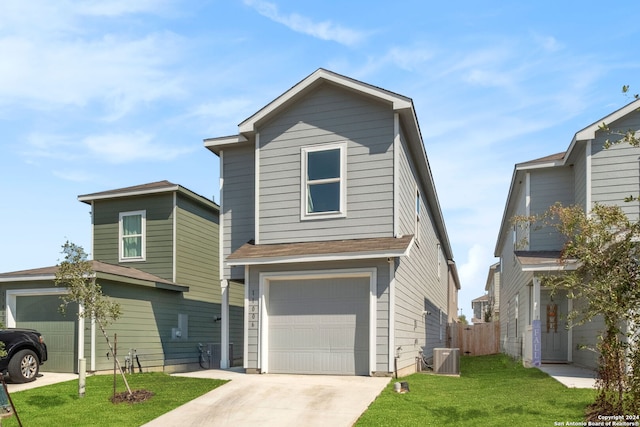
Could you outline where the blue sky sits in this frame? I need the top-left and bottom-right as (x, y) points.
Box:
(1, 0), (639, 320)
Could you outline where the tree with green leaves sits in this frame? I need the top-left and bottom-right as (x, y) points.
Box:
(518, 202), (640, 416)
(54, 241), (132, 397)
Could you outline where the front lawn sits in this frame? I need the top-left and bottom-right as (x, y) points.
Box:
(2, 372), (226, 427)
(356, 354), (595, 426)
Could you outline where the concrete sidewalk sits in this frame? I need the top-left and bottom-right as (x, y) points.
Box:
(538, 364), (597, 388)
(142, 369), (390, 427)
(5, 371), (76, 393)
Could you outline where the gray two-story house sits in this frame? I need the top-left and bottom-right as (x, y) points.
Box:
(205, 68), (459, 376)
(494, 98), (640, 370)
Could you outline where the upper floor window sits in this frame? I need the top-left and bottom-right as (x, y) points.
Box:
(119, 210), (146, 262)
(301, 143), (346, 220)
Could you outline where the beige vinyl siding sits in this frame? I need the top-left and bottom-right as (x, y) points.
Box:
(529, 167), (574, 251)
(93, 195), (174, 281)
(257, 84), (394, 243)
(175, 193), (219, 303)
(591, 110), (640, 220)
(222, 144), (255, 280)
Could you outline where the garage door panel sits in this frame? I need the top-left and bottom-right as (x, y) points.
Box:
(268, 277), (369, 375)
(16, 295), (78, 373)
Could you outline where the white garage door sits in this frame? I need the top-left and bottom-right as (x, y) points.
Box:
(268, 277), (369, 375)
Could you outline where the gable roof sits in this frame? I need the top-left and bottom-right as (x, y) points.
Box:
(204, 68), (456, 268)
(471, 294), (489, 303)
(237, 68), (413, 136)
(494, 98), (640, 256)
(226, 235), (414, 265)
(0, 261), (188, 292)
(78, 180), (218, 211)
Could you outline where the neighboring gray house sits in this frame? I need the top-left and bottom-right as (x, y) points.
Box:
(205, 68), (460, 376)
(471, 294), (489, 324)
(494, 98), (640, 369)
(485, 261), (500, 322)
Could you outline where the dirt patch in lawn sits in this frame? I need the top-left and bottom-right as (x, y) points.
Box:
(111, 389), (155, 404)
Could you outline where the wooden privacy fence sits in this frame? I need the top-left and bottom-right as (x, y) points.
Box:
(448, 322), (500, 356)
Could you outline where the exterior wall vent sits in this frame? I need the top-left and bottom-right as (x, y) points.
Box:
(433, 348), (460, 375)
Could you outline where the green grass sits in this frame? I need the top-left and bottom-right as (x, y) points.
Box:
(356, 354), (595, 427)
(2, 372), (227, 427)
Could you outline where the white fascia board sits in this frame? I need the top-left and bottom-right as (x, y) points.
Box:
(520, 265), (575, 272)
(239, 69), (412, 134)
(78, 186), (179, 202)
(515, 159), (566, 171)
(0, 274), (56, 282)
(204, 135), (249, 154)
(227, 247), (413, 266)
(518, 258), (579, 272)
(574, 98), (640, 141)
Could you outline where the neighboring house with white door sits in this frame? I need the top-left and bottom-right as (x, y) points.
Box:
(205, 68), (460, 376)
(494, 98), (640, 370)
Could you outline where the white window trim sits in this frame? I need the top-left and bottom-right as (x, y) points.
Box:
(119, 210), (146, 262)
(300, 143), (347, 220)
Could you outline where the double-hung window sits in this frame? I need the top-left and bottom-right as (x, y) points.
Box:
(301, 143), (346, 219)
(119, 210), (146, 262)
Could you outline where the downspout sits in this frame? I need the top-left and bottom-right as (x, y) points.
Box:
(255, 133), (260, 244)
(393, 114), (400, 238)
(91, 316), (96, 371)
(220, 150), (230, 369)
(388, 257), (396, 374)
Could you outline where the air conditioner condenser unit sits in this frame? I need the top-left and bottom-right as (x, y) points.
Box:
(433, 348), (460, 375)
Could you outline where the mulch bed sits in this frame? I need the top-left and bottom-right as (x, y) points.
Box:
(111, 389), (154, 404)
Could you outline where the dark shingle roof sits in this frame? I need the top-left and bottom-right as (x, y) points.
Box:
(0, 261), (187, 292)
(227, 235), (414, 264)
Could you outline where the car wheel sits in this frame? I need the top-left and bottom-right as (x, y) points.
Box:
(8, 349), (39, 383)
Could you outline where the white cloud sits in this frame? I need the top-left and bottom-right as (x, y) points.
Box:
(185, 98), (256, 135)
(52, 170), (95, 182)
(77, 0), (172, 17)
(0, 1), (185, 119)
(0, 32), (185, 118)
(83, 132), (194, 164)
(23, 131), (195, 165)
(243, 0), (367, 47)
(531, 33), (562, 52)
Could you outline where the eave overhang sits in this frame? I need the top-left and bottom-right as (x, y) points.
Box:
(226, 235), (414, 266)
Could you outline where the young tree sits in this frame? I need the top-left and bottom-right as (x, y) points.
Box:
(54, 241), (132, 396)
(519, 203), (640, 416)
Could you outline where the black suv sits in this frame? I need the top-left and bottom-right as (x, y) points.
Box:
(0, 329), (48, 383)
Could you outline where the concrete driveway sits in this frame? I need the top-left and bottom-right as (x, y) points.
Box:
(143, 369), (390, 427)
